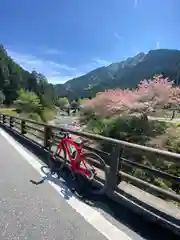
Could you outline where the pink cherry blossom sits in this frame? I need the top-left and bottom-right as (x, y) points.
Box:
(83, 75), (180, 117)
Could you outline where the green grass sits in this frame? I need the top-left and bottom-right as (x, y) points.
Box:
(0, 106), (57, 123)
(0, 108), (18, 116)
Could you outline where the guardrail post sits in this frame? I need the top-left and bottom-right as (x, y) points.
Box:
(9, 116), (14, 128)
(44, 125), (52, 149)
(106, 143), (122, 195)
(20, 120), (26, 134)
(2, 115), (6, 124)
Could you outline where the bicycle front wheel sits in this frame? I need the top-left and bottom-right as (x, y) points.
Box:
(77, 152), (108, 195)
(52, 144), (68, 164)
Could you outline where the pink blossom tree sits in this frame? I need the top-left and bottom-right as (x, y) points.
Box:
(83, 75), (180, 119)
(169, 87), (180, 106)
(84, 89), (138, 117)
(132, 75), (174, 115)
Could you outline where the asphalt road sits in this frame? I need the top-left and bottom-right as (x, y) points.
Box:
(0, 128), (134, 240)
(0, 128), (179, 240)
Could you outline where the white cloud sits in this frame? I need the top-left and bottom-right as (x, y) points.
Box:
(7, 49), (79, 84)
(114, 32), (123, 41)
(5, 49), (113, 84)
(48, 61), (76, 71)
(156, 41), (160, 49)
(49, 73), (84, 84)
(43, 48), (63, 55)
(93, 58), (111, 67)
(134, 0), (138, 8)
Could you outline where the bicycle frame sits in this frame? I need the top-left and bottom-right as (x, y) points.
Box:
(55, 137), (92, 177)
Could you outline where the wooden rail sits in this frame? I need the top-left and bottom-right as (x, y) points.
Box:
(0, 114), (180, 204)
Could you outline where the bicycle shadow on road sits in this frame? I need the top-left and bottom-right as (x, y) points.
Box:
(30, 166), (74, 200)
(30, 165), (94, 201)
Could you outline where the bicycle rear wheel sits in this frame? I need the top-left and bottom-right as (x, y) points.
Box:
(77, 152), (108, 195)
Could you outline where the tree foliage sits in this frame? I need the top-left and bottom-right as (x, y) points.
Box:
(0, 90), (5, 105)
(84, 75), (180, 117)
(56, 97), (69, 110)
(14, 89), (42, 113)
(0, 45), (55, 108)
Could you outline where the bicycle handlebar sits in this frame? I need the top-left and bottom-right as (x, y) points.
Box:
(58, 130), (69, 138)
(52, 131), (89, 144)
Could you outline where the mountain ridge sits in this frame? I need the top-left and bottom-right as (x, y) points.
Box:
(1, 45), (180, 103)
(55, 49), (180, 100)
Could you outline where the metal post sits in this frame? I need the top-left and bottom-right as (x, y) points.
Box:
(9, 116), (14, 128)
(106, 143), (121, 195)
(44, 125), (52, 149)
(2, 115), (5, 124)
(20, 120), (26, 134)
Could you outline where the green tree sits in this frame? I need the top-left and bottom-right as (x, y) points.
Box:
(0, 90), (5, 105)
(0, 45), (56, 107)
(14, 89), (42, 113)
(30, 71), (55, 108)
(56, 97), (69, 110)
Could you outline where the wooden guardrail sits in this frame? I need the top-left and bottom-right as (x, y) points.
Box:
(0, 113), (180, 204)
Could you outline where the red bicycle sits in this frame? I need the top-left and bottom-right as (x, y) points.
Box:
(51, 130), (108, 195)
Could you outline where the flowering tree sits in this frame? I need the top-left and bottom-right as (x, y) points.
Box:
(131, 75), (174, 115)
(84, 89), (138, 117)
(83, 75), (180, 119)
(169, 87), (180, 107)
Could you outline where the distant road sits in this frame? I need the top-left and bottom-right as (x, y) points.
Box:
(52, 114), (180, 127)
(148, 116), (180, 123)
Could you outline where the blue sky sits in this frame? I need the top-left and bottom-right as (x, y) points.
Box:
(0, 0), (179, 84)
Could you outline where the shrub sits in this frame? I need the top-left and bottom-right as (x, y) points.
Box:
(14, 89), (42, 114)
(56, 97), (69, 110)
(20, 112), (41, 122)
(79, 107), (96, 124)
(86, 114), (167, 144)
(40, 107), (56, 122)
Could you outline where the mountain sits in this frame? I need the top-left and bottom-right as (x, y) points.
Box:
(2, 45), (180, 104)
(55, 49), (180, 100)
(0, 45), (55, 106)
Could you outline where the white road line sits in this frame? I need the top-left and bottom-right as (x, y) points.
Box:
(0, 128), (132, 240)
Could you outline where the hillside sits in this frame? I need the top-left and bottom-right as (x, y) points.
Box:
(55, 49), (180, 100)
(0, 45), (55, 107)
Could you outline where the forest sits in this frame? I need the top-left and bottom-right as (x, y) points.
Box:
(0, 45), (56, 121)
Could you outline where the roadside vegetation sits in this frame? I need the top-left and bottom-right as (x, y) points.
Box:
(79, 75), (180, 198)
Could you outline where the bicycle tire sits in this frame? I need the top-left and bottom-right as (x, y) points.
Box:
(77, 152), (108, 195)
